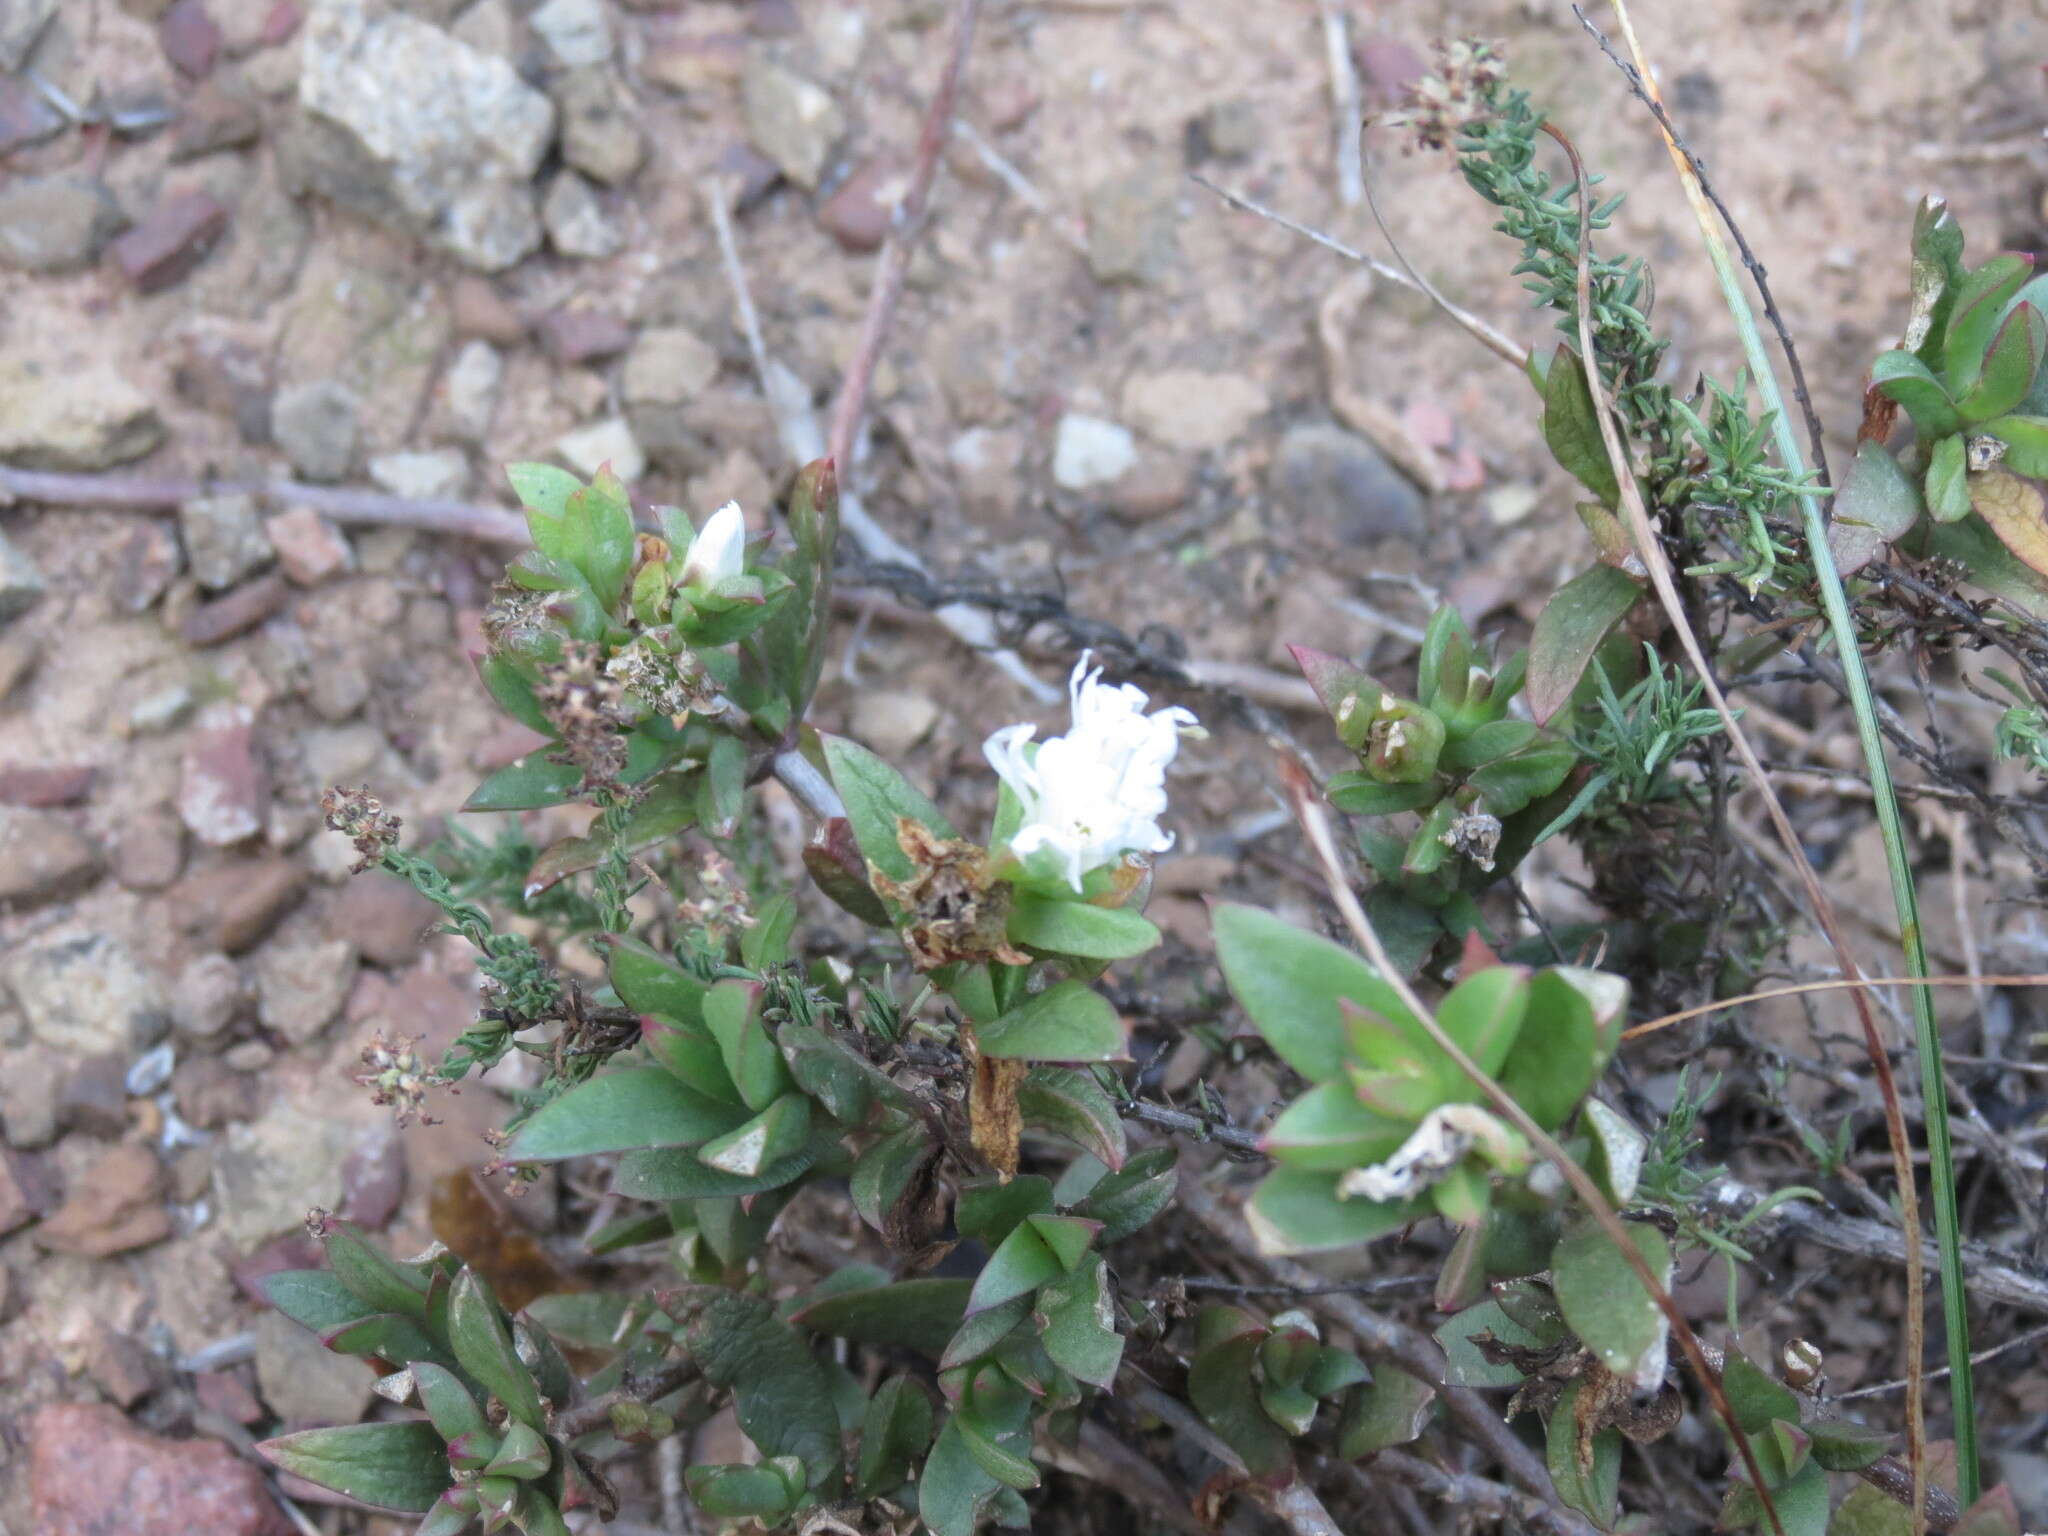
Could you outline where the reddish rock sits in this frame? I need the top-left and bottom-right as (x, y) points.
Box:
(264, 506), (352, 585)
(818, 158), (907, 252)
(173, 857), (306, 953)
(181, 572), (288, 646)
(113, 805), (187, 892)
(86, 1325), (161, 1408)
(31, 1403), (291, 1536)
(115, 520), (184, 612)
(195, 1367), (266, 1424)
(111, 192), (230, 291)
(325, 874), (438, 967)
(0, 763), (94, 806)
(449, 275), (527, 345)
(0, 1147), (58, 1235)
(539, 307), (633, 364)
(33, 1143), (171, 1258)
(170, 83), (261, 160)
(177, 720), (269, 847)
(160, 0), (223, 77)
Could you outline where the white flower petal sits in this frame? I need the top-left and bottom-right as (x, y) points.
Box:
(681, 501), (747, 587)
(981, 653), (1199, 890)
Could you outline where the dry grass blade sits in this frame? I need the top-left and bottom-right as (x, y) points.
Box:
(1539, 110), (1933, 1530)
(1624, 973), (2048, 1040)
(1276, 754), (1791, 1536)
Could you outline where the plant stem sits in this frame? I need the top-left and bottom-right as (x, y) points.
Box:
(1598, 2), (1971, 1507)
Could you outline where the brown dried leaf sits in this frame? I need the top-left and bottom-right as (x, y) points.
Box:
(969, 1045), (1028, 1183)
(1969, 467), (2048, 577)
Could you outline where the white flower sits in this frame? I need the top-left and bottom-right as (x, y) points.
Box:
(680, 501), (746, 587)
(983, 653), (1200, 891)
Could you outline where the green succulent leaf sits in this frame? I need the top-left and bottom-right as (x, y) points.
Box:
(1325, 774), (1439, 816)
(695, 1092), (812, 1178)
(1188, 1313), (1293, 1482)
(1016, 1066), (1127, 1169)
(1243, 1167), (1419, 1256)
(1806, 1415), (1894, 1472)
(686, 1462), (803, 1521)
(821, 733), (957, 885)
(684, 1292), (844, 1487)
(1943, 253), (2034, 395)
(1827, 440), (1925, 576)
(1034, 1255), (1123, 1389)
(606, 938), (709, 1027)
(258, 1422), (453, 1514)
(1871, 349), (1962, 441)
(1958, 300), (2048, 423)
(1545, 1381), (1621, 1527)
(1498, 967), (1622, 1131)
(1550, 1216), (1672, 1390)
(1260, 1082), (1412, 1173)
(463, 755), (583, 812)
(1526, 564), (1644, 725)
(449, 1270), (547, 1431)
(1070, 1145), (1178, 1242)
(261, 1270), (379, 1337)
(1336, 1366), (1438, 1456)
(1542, 344), (1622, 507)
(1006, 892), (1161, 960)
(976, 980), (1127, 1062)
(792, 1278), (972, 1361)
(857, 1376), (936, 1500)
(966, 1222), (1064, 1315)
(505, 1068), (749, 1162)
(1212, 902), (1426, 1084)
(1928, 433), (1973, 522)
(705, 979), (796, 1110)
(919, 1418), (1006, 1536)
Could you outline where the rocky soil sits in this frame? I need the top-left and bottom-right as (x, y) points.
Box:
(3, 0), (2048, 1530)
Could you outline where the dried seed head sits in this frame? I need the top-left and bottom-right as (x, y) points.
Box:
(322, 785), (402, 872)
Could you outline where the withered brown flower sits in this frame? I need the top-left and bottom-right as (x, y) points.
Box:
(870, 818), (1030, 972)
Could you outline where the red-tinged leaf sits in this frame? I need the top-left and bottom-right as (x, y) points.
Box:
(524, 834), (602, 900)
(1943, 253), (2034, 393)
(1286, 643), (1379, 725)
(803, 816), (892, 926)
(1015, 1066), (1127, 1169)
(1525, 564), (1643, 724)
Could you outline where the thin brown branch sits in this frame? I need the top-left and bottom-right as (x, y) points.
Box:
(825, 0), (981, 474)
(556, 1360), (700, 1440)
